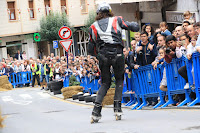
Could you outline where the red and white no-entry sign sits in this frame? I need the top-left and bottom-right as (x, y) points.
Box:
(59, 40), (72, 52)
(58, 26), (72, 40)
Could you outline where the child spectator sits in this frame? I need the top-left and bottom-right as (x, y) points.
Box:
(153, 48), (165, 69)
(183, 11), (195, 24)
(160, 22), (171, 36)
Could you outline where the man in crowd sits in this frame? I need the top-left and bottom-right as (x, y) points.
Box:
(30, 60), (41, 87)
(14, 50), (22, 60)
(136, 31), (157, 66)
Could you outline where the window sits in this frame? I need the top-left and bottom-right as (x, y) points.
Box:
(80, 0), (87, 13)
(6, 41), (22, 58)
(7, 1), (16, 20)
(44, 0), (51, 15)
(29, 0), (35, 19)
(61, 0), (67, 15)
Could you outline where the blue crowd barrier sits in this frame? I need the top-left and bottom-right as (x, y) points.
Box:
(125, 75), (137, 106)
(161, 57), (192, 108)
(63, 76), (70, 87)
(8, 71), (32, 88)
(132, 64), (165, 110)
(188, 52), (200, 106)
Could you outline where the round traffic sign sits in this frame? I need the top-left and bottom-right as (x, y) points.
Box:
(58, 26), (72, 40)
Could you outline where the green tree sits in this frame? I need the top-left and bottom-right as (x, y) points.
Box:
(81, 10), (96, 36)
(40, 12), (74, 42)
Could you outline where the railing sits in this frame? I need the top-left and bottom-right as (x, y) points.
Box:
(8, 71), (32, 88)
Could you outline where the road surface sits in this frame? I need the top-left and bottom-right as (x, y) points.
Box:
(0, 88), (200, 133)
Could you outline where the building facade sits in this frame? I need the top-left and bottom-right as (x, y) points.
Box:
(0, 0), (95, 59)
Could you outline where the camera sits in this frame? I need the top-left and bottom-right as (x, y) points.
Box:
(138, 51), (143, 55)
(166, 48), (171, 54)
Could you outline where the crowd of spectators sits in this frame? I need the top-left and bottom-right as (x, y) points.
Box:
(0, 11), (200, 106)
(123, 11), (200, 106)
(0, 52), (100, 89)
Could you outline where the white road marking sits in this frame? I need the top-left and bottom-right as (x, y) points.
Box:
(37, 92), (50, 99)
(11, 100), (32, 105)
(19, 94), (32, 100)
(2, 96), (13, 102)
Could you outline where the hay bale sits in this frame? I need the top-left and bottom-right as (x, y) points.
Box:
(1, 84), (12, 90)
(0, 76), (13, 91)
(102, 88), (115, 106)
(0, 88), (9, 92)
(61, 86), (84, 99)
(0, 76), (10, 86)
(61, 86), (83, 93)
(102, 94), (114, 106)
(0, 111), (4, 128)
(63, 90), (79, 99)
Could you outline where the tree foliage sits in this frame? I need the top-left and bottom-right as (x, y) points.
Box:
(40, 12), (74, 42)
(69, 75), (81, 86)
(81, 10), (96, 36)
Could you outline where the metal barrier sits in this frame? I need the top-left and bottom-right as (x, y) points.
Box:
(161, 57), (192, 108)
(8, 71), (32, 88)
(63, 76), (70, 87)
(132, 64), (165, 110)
(188, 52), (200, 106)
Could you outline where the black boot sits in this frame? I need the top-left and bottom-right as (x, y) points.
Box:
(92, 103), (102, 117)
(114, 101), (122, 113)
(91, 103), (102, 123)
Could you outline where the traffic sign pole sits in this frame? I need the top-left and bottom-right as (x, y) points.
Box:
(66, 51), (68, 68)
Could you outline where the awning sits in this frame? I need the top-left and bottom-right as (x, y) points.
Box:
(95, 0), (158, 4)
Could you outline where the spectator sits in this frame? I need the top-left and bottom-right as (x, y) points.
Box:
(142, 24), (154, 44)
(194, 22), (200, 52)
(134, 32), (141, 50)
(177, 34), (190, 89)
(187, 25), (197, 38)
(160, 22), (171, 36)
(176, 34), (190, 58)
(40, 60), (46, 90)
(1, 58), (5, 63)
(164, 35), (177, 63)
(152, 35), (166, 66)
(45, 60), (51, 83)
(22, 51), (27, 60)
(14, 63), (22, 73)
(38, 51), (42, 59)
(183, 11), (195, 24)
(160, 35), (177, 92)
(5, 65), (14, 77)
(22, 60), (30, 72)
(53, 63), (62, 80)
(136, 31), (157, 66)
(182, 21), (190, 33)
(153, 48), (165, 69)
(50, 53), (54, 60)
(56, 56), (60, 62)
(157, 35), (166, 49)
(30, 60), (40, 87)
(175, 26), (184, 39)
(123, 47), (139, 73)
(130, 40), (137, 61)
(0, 63), (5, 75)
(14, 50), (23, 60)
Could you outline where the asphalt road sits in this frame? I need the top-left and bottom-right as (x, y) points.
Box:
(0, 88), (200, 133)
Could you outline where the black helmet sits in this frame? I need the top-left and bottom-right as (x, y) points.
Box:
(96, 2), (112, 14)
